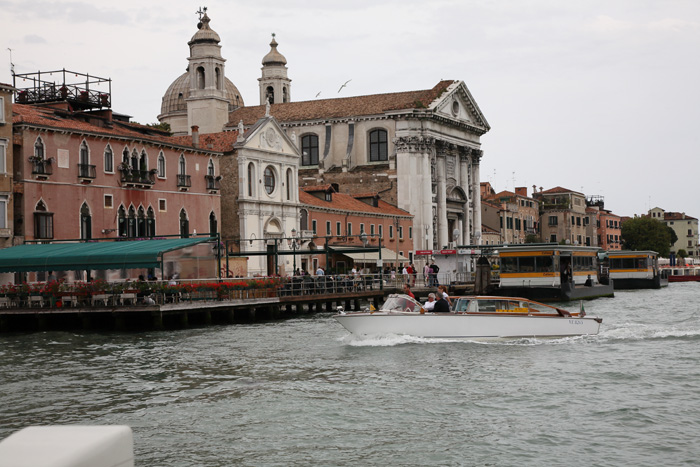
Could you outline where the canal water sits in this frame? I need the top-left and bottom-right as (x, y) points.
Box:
(1, 283), (699, 466)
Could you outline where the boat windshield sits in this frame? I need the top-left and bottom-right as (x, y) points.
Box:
(382, 295), (422, 313)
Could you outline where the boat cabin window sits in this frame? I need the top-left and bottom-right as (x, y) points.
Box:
(572, 256), (595, 271)
(473, 299), (528, 313)
(383, 296), (421, 313)
(453, 299), (471, 312)
(500, 255), (556, 273)
(610, 257), (648, 270)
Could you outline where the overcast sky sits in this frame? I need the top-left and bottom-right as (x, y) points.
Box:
(2, 0), (698, 218)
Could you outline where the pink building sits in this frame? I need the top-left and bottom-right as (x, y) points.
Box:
(12, 102), (222, 243)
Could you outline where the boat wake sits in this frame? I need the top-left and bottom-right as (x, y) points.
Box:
(338, 333), (595, 347)
(599, 323), (700, 341)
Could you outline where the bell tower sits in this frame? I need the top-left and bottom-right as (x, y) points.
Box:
(259, 33), (292, 105)
(186, 8), (229, 135)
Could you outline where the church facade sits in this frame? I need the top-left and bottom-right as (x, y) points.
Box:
(159, 10), (490, 266)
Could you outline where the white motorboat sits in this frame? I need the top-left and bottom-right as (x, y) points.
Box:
(334, 294), (602, 339)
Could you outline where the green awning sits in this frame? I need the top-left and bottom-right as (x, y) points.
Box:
(0, 238), (214, 273)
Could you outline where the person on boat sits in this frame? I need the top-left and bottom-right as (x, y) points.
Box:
(437, 285), (452, 308)
(433, 294), (450, 313)
(403, 283), (415, 299)
(423, 293), (436, 311)
(584, 275), (593, 287)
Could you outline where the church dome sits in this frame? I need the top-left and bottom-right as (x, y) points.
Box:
(262, 37), (287, 66)
(160, 71), (244, 116)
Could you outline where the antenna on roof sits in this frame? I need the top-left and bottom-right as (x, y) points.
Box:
(7, 48), (14, 75)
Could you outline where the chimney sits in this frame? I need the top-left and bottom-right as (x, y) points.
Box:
(191, 125), (199, 148)
(515, 186), (527, 197)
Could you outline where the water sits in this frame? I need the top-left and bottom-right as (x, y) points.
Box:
(1, 283), (700, 466)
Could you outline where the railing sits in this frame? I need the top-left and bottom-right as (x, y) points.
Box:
(205, 175), (220, 191)
(31, 159), (53, 176)
(78, 164), (96, 179)
(120, 169), (155, 186)
(177, 174), (192, 188)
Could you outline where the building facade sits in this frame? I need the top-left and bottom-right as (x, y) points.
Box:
(649, 207), (699, 257)
(534, 186), (591, 245)
(482, 187), (539, 244)
(0, 83), (14, 250)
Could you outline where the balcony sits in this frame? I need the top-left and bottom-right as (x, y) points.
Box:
(177, 174), (192, 191)
(205, 174), (221, 193)
(119, 168), (155, 188)
(78, 163), (96, 182)
(31, 158), (53, 180)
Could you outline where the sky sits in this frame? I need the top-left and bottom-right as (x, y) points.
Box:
(1, 0), (698, 218)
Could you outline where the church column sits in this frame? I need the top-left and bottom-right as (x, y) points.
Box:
(436, 150), (448, 249)
(471, 150), (483, 245)
(459, 147), (471, 245)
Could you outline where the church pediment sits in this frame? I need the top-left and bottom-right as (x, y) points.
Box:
(432, 81), (490, 131)
(236, 117), (300, 158)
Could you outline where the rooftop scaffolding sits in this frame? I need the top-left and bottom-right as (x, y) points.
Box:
(12, 69), (112, 110)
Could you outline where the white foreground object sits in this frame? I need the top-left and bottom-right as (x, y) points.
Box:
(0, 425), (134, 467)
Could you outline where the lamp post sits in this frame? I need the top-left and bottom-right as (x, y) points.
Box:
(288, 228), (298, 275)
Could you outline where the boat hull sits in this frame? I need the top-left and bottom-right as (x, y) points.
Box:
(335, 313), (601, 339)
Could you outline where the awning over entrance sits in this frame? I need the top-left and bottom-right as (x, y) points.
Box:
(339, 247), (409, 264)
(0, 238), (214, 273)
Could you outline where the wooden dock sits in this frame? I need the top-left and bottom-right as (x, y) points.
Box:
(0, 290), (387, 333)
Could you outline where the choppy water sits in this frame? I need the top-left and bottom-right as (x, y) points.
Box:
(1, 283), (700, 466)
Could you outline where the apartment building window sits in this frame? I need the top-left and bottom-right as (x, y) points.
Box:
(369, 129), (388, 162)
(576, 217), (581, 226)
(0, 97), (4, 124)
(336, 221), (342, 236)
(409, 226), (413, 239)
(104, 194), (113, 209)
(103, 144), (113, 173)
(379, 224), (383, 239)
(548, 216), (558, 226)
(34, 201), (53, 239)
(159, 199), (167, 212)
(399, 226), (404, 239)
(506, 217), (513, 229)
(370, 224), (375, 236)
(157, 152), (166, 178)
(550, 234), (557, 242)
(571, 216), (575, 226)
(360, 223), (365, 233)
(312, 220), (317, 235)
(326, 221), (331, 235)
(0, 195), (7, 229)
(0, 139), (7, 174)
(389, 225), (394, 238)
(577, 235), (582, 245)
(301, 134), (319, 166)
(585, 237), (591, 246)
(347, 223), (352, 236)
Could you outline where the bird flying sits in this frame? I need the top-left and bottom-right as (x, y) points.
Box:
(338, 79), (352, 93)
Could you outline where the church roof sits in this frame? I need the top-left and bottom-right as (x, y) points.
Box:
(189, 12), (220, 45)
(226, 80), (455, 125)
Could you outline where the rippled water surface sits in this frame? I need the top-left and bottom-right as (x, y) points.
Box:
(2, 283), (700, 466)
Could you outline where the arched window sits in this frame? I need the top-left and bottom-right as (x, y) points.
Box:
(157, 152), (165, 178)
(264, 166), (275, 195)
(146, 207), (156, 237)
(117, 206), (127, 237)
(179, 154), (186, 175)
(136, 206), (146, 237)
(209, 212), (217, 235)
(131, 149), (139, 170)
(179, 209), (189, 238)
(282, 86), (288, 103)
(301, 134), (319, 166)
(215, 67), (221, 90)
(300, 209), (308, 231)
(139, 150), (148, 171)
(369, 129), (388, 162)
(34, 200), (53, 239)
(104, 144), (113, 173)
(266, 86), (274, 104)
(196, 66), (205, 89)
(207, 159), (215, 177)
(122, 147), (129, 165)
(247, 162), (255, 197)
(34, 137), (45, 160)
(127, 206), (137, 238)
(286, 168), (293, 201)
(79, 140), (89, 165)
(80, 202), (91, 240)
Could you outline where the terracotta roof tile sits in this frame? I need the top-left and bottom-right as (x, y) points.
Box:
(227, 80), (455, 126)
(300, 190), (411, 217)
(13, 104), (222, 152)
(540, 186), (581, 195)
(664, 212), (698, 221)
